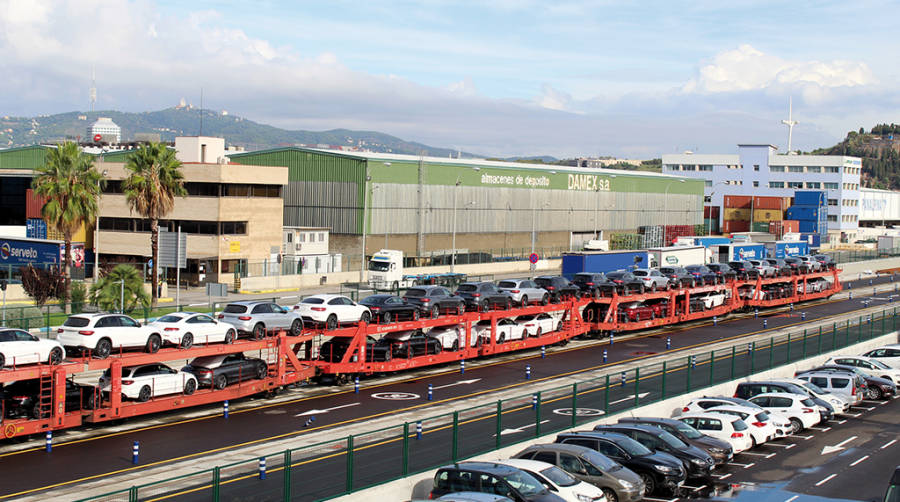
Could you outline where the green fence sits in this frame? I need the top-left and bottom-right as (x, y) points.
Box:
(75, 307), (900, 502)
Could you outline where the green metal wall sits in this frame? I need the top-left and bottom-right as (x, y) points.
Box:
(0, 145), (50, 170)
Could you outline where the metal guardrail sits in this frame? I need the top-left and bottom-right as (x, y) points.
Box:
(74, 306), (900, 502)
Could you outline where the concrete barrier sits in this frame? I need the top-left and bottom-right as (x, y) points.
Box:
(329, 330), (900, 502)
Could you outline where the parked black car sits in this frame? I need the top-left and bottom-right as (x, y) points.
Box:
(764, 258), (794, 276)
(402, 286), (465, 318)
(726, 261), (760, 280)
(2, 378), (96, 419)
(812, 254), (836, 270)
(359, 294), (420, 324)
(318, 335), (390, 362)
(430, 462), (566, 501)
(556, 431), (686, 495)
(375, 329), (442, 358)
(455, 282), (514, 312)
(602, 271), (645, 295)
(594, 424), (715, 478)
(534, 276), (582, 302)
(658, 266), (696, 288)
(571, 272), (612, 297)
(618, 417), (733, 465)
(706, 263), (737, 282)
(783, 257), (811, 274)
(183, 353), (267, 389)
(684, 265), (719, 285)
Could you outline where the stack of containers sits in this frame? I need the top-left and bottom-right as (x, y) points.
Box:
(638, 225), (664, 248)
(610, 232), (643, 250)
(25, 189), (47, 238)
(663, 225), (693, 245)
(723, 195), (751, 233)
(752, 196), (789, 233)
(703, 206), (720, 234)
(768, 220), (799, 239)
(786, 190), (828, 242)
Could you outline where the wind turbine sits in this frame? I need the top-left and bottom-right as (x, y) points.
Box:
(781, 97), (798, 153)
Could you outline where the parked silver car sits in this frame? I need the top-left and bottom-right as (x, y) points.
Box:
(497, 279), (549, 306)
(795, 255), (822, 272)
(747, 259), (777, 278)
(632, 268), (671, 291)
(218, 301), (304, 339)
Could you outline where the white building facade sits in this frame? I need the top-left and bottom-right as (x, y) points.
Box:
(662, 144), (861, 243)
(86, 117), (121, 143)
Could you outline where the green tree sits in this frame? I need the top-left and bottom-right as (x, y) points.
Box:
(89, 264), (150, 313)
(122, 142), (186, 305)
(31, 141), (106, 304)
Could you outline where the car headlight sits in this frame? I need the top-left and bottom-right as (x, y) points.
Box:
(617, 479), (634, 489)
(654, 464), (674, 473)
(577, 495), (593, 502)
(690, 458), (707, 465)
(830, 399), (841, 406)
(708, 447), (725, 454)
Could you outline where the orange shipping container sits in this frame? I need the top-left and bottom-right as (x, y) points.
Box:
(724, 195), (752, 209)
(753, 196), (787, 210)
(723, 220), (750, 233)
(753, 209), (784, 222)
(25, 189), (47, 220)
(723, 208), (751, 221)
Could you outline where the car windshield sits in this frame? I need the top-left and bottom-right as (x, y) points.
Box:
(539, 466), (578, 487)
(801, 398), (816, 407)
(457, 284), (477, 292)
(301, 297), (325, 304)
(63, 317), (90, 327)
(157, 315), (184, 323)
(614, 436), (653, 456)
(868, 359), (890, 369)
(800, 381), (826, 394)
(633, 270), (648, 276)
(674, 422), (704, 439)
(404, 289), (426, 297)
(606, 273), (625, 279)
(368, 261), (390, 272)
(755, 411), (770, 422)
(657, 429), (689, 449)
(731, 419), (748, 431)
(498, 281), (518, 288)
(359, 297), (383, 305)
(501, 469), (546, 496)
(583, 450), (621, 470)
(223, 304), (247, 314)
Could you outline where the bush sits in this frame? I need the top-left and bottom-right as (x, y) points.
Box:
(4, 306), (43, 331)
(70, 281), (87, 314)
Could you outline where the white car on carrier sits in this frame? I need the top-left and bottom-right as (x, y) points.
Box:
(99, 363), (198, 402)
(57, 313), (164, 359)
(0, 328), (65, 368)
(149, 312), (237, 348)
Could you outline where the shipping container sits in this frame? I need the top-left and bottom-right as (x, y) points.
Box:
(751, 221), (770, 233)
(786, 206), (826, 221)
(793, 191), (827, 207)
(723, 208), (751, 221)
(694, 236), (731, 247)
(25, 189), (47, 220)
(722, 220), (750, 233)
(753, 209), (784, 222)
(753, 196), (787, 210)
(800, 233), (822, 249)
(798, 220), (828, 233)
(703, 206), (721, 218)
(724, 195), (752, 209)
(716, 243), (767, 262)
(769, 220), (800, 235)
(25, 218), (47, 240)
(704, 218), (720, 234)
(878, 235), (900, 251)
(730, 232), (777, 243)
(561, 250), (652, 278)
(647, 246), (709, 267)
(765, 240), (809, 259)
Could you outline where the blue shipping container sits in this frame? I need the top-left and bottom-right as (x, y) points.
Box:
(766, 241), (809, 258)
(25, 218), (47, 240)
(694, 237), (732, 247)
(718, 243), (766, 261)
(562, 250), (651, 278)
(786, 206), (826, 221)
(0, 237), (63, 269)
(800, 233), (822, 248)
(793, 191), (826, 207)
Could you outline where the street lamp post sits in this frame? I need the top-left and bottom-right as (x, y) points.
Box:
(359, 167), (373, 283)
(705, 181), (728, 236)
(663, 179), (686, 243)
(450, 167), (479, 274)
(531, 170), (556, 269)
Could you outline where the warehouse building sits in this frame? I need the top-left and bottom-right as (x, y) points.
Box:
(227, 148), (704, 264)
(662, 144), (862, 243)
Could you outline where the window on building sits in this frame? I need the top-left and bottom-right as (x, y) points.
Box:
(309, 233), (316, 242)
(770, 166), (785, 172)
(753, 164), (759, 171)
(185, 183), (219, 196)
(286, 233), (292, 243)
(806, 182), (821, 189)
(828, 199), (838, 206)
(807, 166), (822, 173)
(699, 165), (713, 171)
(769, 181), (785, 188)
(824, 182), (839, 189)
(664, 164), (677, 171)
(787, 181), (803, 189)
(103, 180), (124, 193)
(704, 180), (712, 187)
(825, 166), (840, 173)
(319, 232), (325, 241)
(298, 233), (306, 243)
(682, 165), (697, 171)
(225, 184), (250, 197)
(728, 164), (742, 169)
(221, 222), (247, 235)
(753, 181), (759, 187)
(788, 166), (804, 173)
(828, 215), (837, 222)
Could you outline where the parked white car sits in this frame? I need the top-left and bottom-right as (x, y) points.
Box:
(826, 355), (900, 385)
(768, 377), (852, 414)
(496, 279), (549, 306)
(293, 295), (371, 329)
(149, 312), (237, 348)
(0, 328), (65, 368)
(57, 313), (163, 359)
(676, 413), (753, 453)
(697, 292), (726, 310)
(471, 318), (525, 345)
(746, 392), (821, 433)
(492, 459), (607, 502)
(747, 260), (777, 278)
(704, 405), (779, 446)
(427, 324), (471, 350)
(859, 344), (900, 369)
(515, 313), (558, 337)
(99, 363), (198, 402)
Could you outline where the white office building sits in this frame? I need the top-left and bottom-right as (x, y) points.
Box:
(662, 144), (862, 243)
(86, 117), (121, 143)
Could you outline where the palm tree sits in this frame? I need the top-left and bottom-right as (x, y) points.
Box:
(123, 142), (186, 305)
(89, 264), (150, 313)
(32, 141), (106, 304)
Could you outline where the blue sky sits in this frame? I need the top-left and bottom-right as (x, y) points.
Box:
(2, 0), (899, 157)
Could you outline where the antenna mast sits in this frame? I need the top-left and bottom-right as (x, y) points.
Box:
(90, 66), (97, 112)
(199, 88), (203, 136)
(781, 97), (798, 152)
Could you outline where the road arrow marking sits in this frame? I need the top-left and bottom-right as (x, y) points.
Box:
(497, 420), (550, 436)
(608, 392), (651, 406)
(821, 435), (857, 455)
(432, 379), (482, 390)
(295, 402), (360, 417)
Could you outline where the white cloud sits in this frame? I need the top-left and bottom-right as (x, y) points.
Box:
(536, 84), (573, 111)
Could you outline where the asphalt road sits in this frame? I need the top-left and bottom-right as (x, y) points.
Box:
(1, 275), (898, 500)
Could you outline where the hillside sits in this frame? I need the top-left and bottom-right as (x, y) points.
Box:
(812, 124), (900, 189)
(0, 107), (477, 157)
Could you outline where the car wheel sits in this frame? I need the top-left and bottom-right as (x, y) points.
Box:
(256, 364), (267, 379)
(180, 333), (194, 350)
(789, 418), (803, 434)
(592, 288), (600, 299)
(497, 333), (505, 343)
(505, 298), (512, 310)
(412, 310), (420, 321)
(31, 402), (45, 420)
(651, 283), (657, 292)
(690, 279), (696, 288)
(214, 374), (228, 390)
(48, 347), (63, 365)
(431, 305), (440, 319)
(183, 379), (197, 396)
(95, 339), (112, 359)
(383, 311), (392, 324)
(541, 295), (549, 305)
(602, 488), (618, 502)
(289, 319), (303, 336)
(536, 327), (543, 337)
(457, 305), (464, 316)
(0, 353), (4, 369)
(360, 311), (371, 324)
(451, 340), (459, 351)
(326, 315), (338, 331)
(224, 329), (236, 344)
(145, 334), (161, 354)
(137, 385), (152, 402)
(866, 386), (883, 400)
(520, 295), (528, 307)
(253, 323), (267, 339)
(639, 472), (656, 496)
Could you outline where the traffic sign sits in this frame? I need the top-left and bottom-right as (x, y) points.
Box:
(93, 134), (102, 142)
(529, 253), (539, 264)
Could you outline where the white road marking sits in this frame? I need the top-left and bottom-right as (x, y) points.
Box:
(821, 435), (858, 455)
(294, 402), (360, 416)
(280, 295), (298, 299)
(850, 455), (869, 466)
(785, 496), (799, 502)
(744, 462), (756, 469)
(766, 443), (796, 449)
(727, 462), (752, 467)
(432, 379), (482, 390)
(713, 473), (732, 480)
(691, 485), (707, 491)
(837, 419), (848, 424)
(882, 439), (897, 449)
(497, 420), (551, 436)
(810, 426), (831, 432)
(607, 392), (651, 405)
(815, 474), (837, 486)
(766, 452), (777, 458)
(739, 451), (769, 456)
